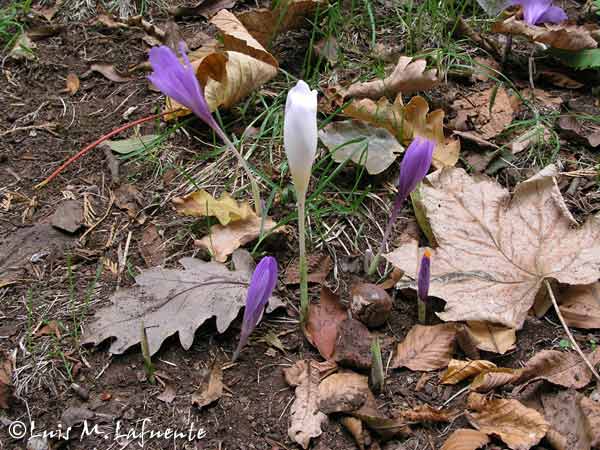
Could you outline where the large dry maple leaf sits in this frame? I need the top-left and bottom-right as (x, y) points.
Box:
(385, 165), (600, 329)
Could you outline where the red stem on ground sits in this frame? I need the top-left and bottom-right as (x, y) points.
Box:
(34, 111), (177, 190)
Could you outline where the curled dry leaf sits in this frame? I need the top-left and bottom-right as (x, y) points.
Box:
(303, 287), (347, 360)
(518, 349), (600, 389)
(192, 362), (223, 408)
(559, 282), (600, 329)
(492, 17), (598, 51)
(351, 393), (412, 440)
(464, 321), (516, 354)
(396, 404), (459, 423)
(82, 250), (283, 355)
(340, 416), (366, 450)
(344, 95), (459, 169)
(450, 86), (517, 141)
(467, 392), (550, 450)
(318, 372), (370, 414)
(580, 396), (600, 447)
(284, 254), (332, 286)
(139, 224), (166, 268)
(391, 324), (456, 371)
(541, 390), (591, 450)
(441, 359), (497, 385)
(157, 382), (176, 403)
(169, 0), (236, 19)
(385, 165), (600, 329)
(440, 428), (490, 450)
(194, 212), (277, 262)
(283, 359), (337, 387)
(287, 360), (328, 449)
(86, 64), (131, 83)
(345, 56), (439, 100)
(65, 73), (80, 95)
(318, 120), (404, 175)
(173, 190), (253, 226)
(470, 368), (521, 393)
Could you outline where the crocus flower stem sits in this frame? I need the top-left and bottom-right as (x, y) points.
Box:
(417, 248), (431, 324)
(298, 195), (309, 322)
(215, 129), (262, 217)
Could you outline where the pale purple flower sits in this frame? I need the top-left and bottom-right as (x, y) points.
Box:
(148, 43), (221, 133)
(233, 256), (278, 361)
(418, 249), (431, 301)
(509, 0), (567, 25)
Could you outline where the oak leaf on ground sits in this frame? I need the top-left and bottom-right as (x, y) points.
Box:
(391, 324), (456, 371)
(385, 165), (600, 329)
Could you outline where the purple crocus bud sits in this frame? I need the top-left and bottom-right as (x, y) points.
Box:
(396, 136), (435, 204)
(508, 0), (567, 25)
(232, 256), (278, 361)
(417, 249), (431, 301)
(148, 42), (221, 133)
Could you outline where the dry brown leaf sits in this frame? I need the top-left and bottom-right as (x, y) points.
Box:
(344, 95), (459, 169)
(492, 17), (598, 51)
(396, 404), (459, 423)
(541, 390), (591, 450)
(192, 362), (223, 408)
(283, 359), (337, 386)
(333, 318), (373, 370)
(83, 250), (283, 355)
(464, 321), (516, 354)
(470, 368), (521, 392)
(518, 349), (600, 389)
(168, 0), (237, 19)
(451, 86), (516, 140)
(318, 119), (404, 175)
(346, 56), (439, 99)
(580, 396), (600, 447)
(157, 382), (176, 403)
(351, 392), (412, 440)
(318, 372), (370, 414)
(0, 355), (13, 409)
(35, 320), (62, 339)
(237, 0), (324, 47)
(314, 36), (338, 64)
(391, 324), (456, 371)
(467, 392), (550, 450)
(340, 416), (366, 450)
(87, 64), (131, 83)
(65, 73), (80, 95)
(559, 282), (600, 329)
(287, 360), (328, 449)
(139, 224), (166, 268)
(303, 287), (347, 360)
(539, 70), (584, 89)
(440, 428), (490, 450)
(194, 213), (277, 262)
(172, 190), (253, 226)
(385, 165), (600, 329)
(284, 254), (332, 285)
(441, 359), (497, 385)
(114, 183), (144, 218)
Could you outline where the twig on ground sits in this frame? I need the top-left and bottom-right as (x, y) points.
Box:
(545, 279), (600, 383)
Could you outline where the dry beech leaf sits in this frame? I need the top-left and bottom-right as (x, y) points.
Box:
(451, 86), (516, 140)
(340, 416), (366, 450)
(82, 250), (283, 355)
(539, 70), (584, 89)
(441, 359), (497, 385)
(492, 17), (598, 51)
(470, 368), (521, 392)
(541, 390), (591, 450)
(559, 282), (600, 329)
(172, 190), (253, 226)
(391, 324), (456, 371)
(518, 349), (600, 389)
(286, 360), (328, 449)
(87, 64), (131, 83)
(194, 213), (277, 262)
(397, 404), (459, 423)
(318, 372), (370, 414)
(345, 56), (439, 99)
(237, 0), (325, 47)
(385, 165), (600, 329)
(192, 362), (223, 408)
(319, 119), (404, 175)
(464, 321), (516, 354)
(303, 287), (347, 360)
(351, 393), (412, 440)
(284, 254), (332, 285)
(65, 73), (80, 95)
(467, 392), (550, 450)
(440, 428), (490, 450)
(344, 95), (459, 169)
(580, 396), (600, 447)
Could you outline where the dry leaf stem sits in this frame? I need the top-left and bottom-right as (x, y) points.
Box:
(545, 279), (600, 382)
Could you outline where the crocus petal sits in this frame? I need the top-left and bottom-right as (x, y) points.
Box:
(148, 44), (219, 132)
(417, 249), (431, 301)
(233, 256), (278, 360)
(284, 80), (318, 197)
(537, 5), (567, 23)
(396, 136), (435, 201)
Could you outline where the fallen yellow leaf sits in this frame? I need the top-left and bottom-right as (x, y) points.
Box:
(172, 190), (253, 226)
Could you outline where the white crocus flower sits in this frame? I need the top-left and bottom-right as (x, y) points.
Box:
(284, 80), (318, 197)
(283, 80), (318, 322)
